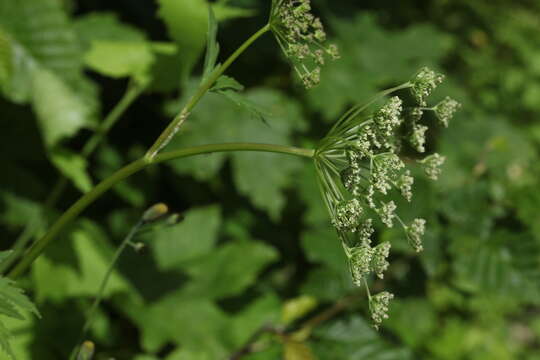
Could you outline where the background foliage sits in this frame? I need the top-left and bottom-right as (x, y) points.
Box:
(1, 0), (540, 358)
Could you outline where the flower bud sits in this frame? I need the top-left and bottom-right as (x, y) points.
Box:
(142, 203), (168, 223)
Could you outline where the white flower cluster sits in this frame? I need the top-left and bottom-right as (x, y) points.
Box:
(370, 291), (394, 329)
(313, 68), (459, 329)
(372, 242), (391, 279)
(373, 96), (403, 137)
(407, 218), (426, 252)
(419, 153), (446, 180)
(434, 96), (461, 127)
(332, 198), (363, 232)
(397, 170), (414, 202)
(410, 124), (428, 153)
(411, 67), (445, 106)
(270, 0), (339, 88)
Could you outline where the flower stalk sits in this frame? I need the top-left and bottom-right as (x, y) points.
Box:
(8, 143), (314, 278)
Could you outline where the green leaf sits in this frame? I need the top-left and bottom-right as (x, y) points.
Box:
(0, 252), (12, 268)
(31, 221), (134, 303)
(311, 316), (412, 360)
(301, 227), (346, 272)
(30, 69), (94, 147)
(49, 148), (93, 193)
(157, 0), (256, 82)
(0, 277), (40, 359)
(168, 87), (307, 218)
(307, 14), (452, 120)
(227, 294), (281, 348)
(157, 0), (210, 81)
(202, 6), (219, 82)
(281, 295), (318, 326)
(84, 41), (155, 82)
(126, 295), (229, 355)
(180, 240), (278, 299)
(385, 298), (437, 348)
(150, 205), (221, 271)
(0, 0), (97, 147)
(0, 28), (11, 89)
(74, 12), (147, 45)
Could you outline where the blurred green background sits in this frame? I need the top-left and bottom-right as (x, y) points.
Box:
(1, 0), (540, 359)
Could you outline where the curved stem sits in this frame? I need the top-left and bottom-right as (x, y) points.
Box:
(145, 23), (271, 159)
(0, 82), (144, 274)
(8, 143), (314, 278)
(70, 219), (143, 360)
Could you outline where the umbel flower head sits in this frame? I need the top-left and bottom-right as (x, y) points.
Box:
(313, 67), (460, 328)
(269, 0), (339, 88)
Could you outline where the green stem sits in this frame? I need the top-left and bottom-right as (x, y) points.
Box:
(144, 23), (271, 159)
(8, 143), (314, 278)
(70, 219), (143, 360)
(82, 81), (144, 157)
(0, 83), (144, 275)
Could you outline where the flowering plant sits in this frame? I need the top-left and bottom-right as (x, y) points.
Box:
(314, 67), (460, 327)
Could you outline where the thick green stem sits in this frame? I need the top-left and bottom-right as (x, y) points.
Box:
(8, 143), (314, 278)
(0, 83), (144, 274)
(144, 23), (271, 159)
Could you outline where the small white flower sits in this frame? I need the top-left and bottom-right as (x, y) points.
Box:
(397, 170), (414, 202)
(358, 218), (374, 245)
(370, 291), (394, 329)
(332, 199), (363, 232)
(374, 96), (403, 137)
(407, 218), (426, 252)
(348, 244), (373, 286)
(419, 153), (446, 180)
(411, 67), (444, 106)
(434, 96), (461, 127)
(378, 201), (396, 228)
(372, 242), (391, 279)
(410, 124), (428, 153)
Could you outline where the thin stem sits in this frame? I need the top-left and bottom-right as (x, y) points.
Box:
(8, 143), (314, 278)
(82, 81), (144, 157)
(0, 83), (144, 274)
(145, 23), (271, 159)
(70, 220), (143, 360)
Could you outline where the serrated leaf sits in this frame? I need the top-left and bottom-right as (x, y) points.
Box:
(168, 87), (306, 218)
(202, 6), (219, 82)
(84, 40), (155, 83)
(227, 294), (281, 348)
(49, 147), (93, 193)
(31, 221), (134, 303)
(0, 277), (40, 360)
(74, 12), (147, 45)
(125, 295), (229, 355)
(157, 0), (257, 82)
(307, 14), (452, 120)
(301, 227), (346, 272)
(150, 206), (221, 271)
(0, 0), (96, 147)
(311, 316), (412, 360)
(181, 240), (278, 299)
(30, 69), (93, 147)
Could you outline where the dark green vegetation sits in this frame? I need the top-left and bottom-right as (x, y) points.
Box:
(1, 0), (540, 359)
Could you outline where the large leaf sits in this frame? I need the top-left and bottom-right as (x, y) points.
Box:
(307, 14), (452, 120)
(180, 239), (278, 300)
(167, 88), (307, 219)
(150, 205), (221, 271)
(31, 221), (135, 303)
(0, 0), (96, 146)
